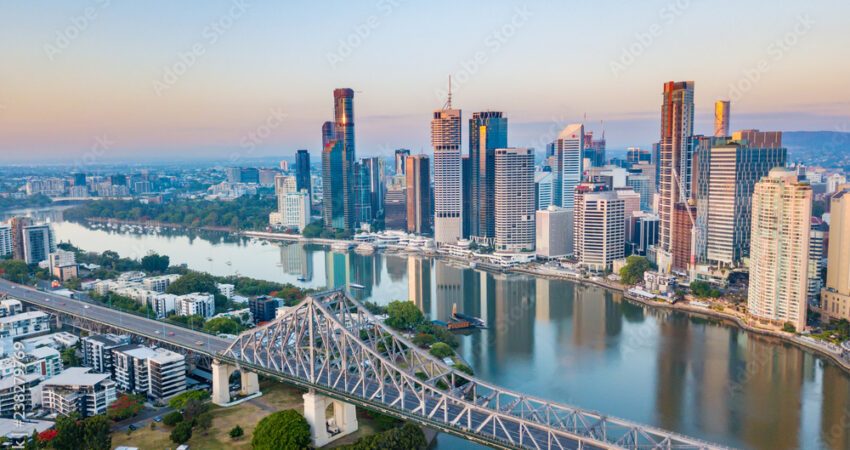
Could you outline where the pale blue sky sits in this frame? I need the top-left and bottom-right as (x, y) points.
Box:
(1, 0), (849, 162)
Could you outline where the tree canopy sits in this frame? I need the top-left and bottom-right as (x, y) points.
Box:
(385, 300), (424, 330)
(251, 409), (312, 450)
(141, 252), (170, 273)
(618, 256), (653, 285)
(166, 272), (219, 295)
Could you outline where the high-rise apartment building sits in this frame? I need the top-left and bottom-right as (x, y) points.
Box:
(0, 224), (11, 258)
(469, 111), (508, 240)
(626, 175), (653, 212)
(295, 149), (312, 201)
(22, 224), (55, 264)
(554, 124), (584, 210)
(574, 185), (625, 271)
(394, 149), (410, 175)
(747, 168), (811, 331)
(494, 148), (535, 253)
(406, 155), (431, 235)
(714, 100), (730, 137)
(322, 140), (346, 230)
(809, 219), (827, 304)
(322, 89), (357, 232)
(658, 81), (695, 273)
(821, 185), (850, 322)
(693, 131), (787, 267)
(432, 101), (463, 244)
(321, 121), (335, 148)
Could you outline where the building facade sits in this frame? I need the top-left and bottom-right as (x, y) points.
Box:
(469, 111), (508, 240)
(554, 124), (584, 210)
(574, 186), (625, 272)
(822, 186), (850, 322)
(535, 206), (571, 258)
(405, 155), (432, 235)
(432, 105), (463, 245)
(494, 148), (535, 253)
(747, 168), (812, 331)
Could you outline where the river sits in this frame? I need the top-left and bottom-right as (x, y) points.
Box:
(48, 220), (850, 450)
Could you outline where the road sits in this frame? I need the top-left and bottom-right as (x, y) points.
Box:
(0, 278), (233, 356)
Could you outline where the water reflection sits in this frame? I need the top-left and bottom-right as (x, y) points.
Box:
(47, 220), (850, 449)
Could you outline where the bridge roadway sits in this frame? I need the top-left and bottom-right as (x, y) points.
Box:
(0, 278), (232, 355)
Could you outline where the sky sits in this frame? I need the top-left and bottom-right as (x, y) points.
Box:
(1, 0), (849, 163)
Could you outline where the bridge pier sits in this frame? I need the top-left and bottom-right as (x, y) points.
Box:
(303, 391), (358, 447)
(211, 360), (261, 406)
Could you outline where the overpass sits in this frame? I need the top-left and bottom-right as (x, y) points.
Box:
(0, 280), (723, 449)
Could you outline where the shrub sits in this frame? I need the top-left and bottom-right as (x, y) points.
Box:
(340, 423), (427, 450)
(429, 342), (453, 359)
(162, 411), (183, 427)
(229, 425), (244, 439)
(251, 409), (312, 450)
(170, 421), (193, 444)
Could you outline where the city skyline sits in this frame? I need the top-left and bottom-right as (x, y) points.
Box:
(2, 1), (849, 161)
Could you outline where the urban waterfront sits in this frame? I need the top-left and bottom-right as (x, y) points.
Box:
(48, 220), (850, 450)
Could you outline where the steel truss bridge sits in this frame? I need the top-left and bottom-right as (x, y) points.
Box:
(222, 290), (724, 450)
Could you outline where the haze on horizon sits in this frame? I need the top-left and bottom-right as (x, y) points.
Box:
(1, 0), (849, 163)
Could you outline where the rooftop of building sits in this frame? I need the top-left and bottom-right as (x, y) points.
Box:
(41, 367), (112, 387)
(0, 310), (47, 324)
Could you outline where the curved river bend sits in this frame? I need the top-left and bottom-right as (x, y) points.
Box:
(53, 221), (850, 450)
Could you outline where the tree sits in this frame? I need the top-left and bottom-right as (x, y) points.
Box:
(202, 316), (244, 335)
(61, 346), (80, 366)
(170, 421), (193, 444)
(107, 393), (143, 421)
(783, 322), (797, 333)
(163, 411), (184, 426)
(0, 259), (31, 283)
(340, 423), (427, 450)
(429, 342), (454, 359)
(196, 412), (213, 433)
(166, 271), (219, 295)
(229, 425), (244, 439)
(690, 280), (722, 298)
(251, 409), (312, 450)
(141, 252), (170, 273)
(618, 256), (652, 285)
(412, 333), (436, 347)
(183, 398), (208, 422)
(385, 300), (424, 330)
(52, 415), (84, 450)
(82, 415), (112, 450)
(168, 389), (210, 409)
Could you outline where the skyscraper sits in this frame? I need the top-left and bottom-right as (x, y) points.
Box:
(394, 149), (410, 175)
(714, 100), (730, 137)
(22, 224), (56, 264)
(354, 160), (373, 224)
(322, 140), (346, 230)
(362, 157), (385, 221)
(821, 185), (850, 322)
(574, 185), (625, 272)
(432, 96), (462, 245)
(461, 156), (472, 239)
(494, 148), (535, 253)
(554, 124), (584, 210)
(469, 111), (508, 240)
(693, 131), (786, 268)
(657, 81), (695, 273)
(583, 131), (606, 167)
(334, 88), (357, 231)
(295, 149), (311, 202)
(747, 168), (811, 332)
(406, 154), (431, 235)
(321, 121), (335, 148)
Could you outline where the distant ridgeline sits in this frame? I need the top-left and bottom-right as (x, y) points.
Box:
(784, 131), (850, 168)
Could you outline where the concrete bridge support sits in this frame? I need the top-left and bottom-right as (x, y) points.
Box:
(211, 360), (260, 406)
(303, 390), (358, 447)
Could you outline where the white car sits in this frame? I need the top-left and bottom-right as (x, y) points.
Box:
(83, 305), (90, 309)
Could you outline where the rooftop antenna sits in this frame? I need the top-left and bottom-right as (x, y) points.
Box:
(444, 75), (453, 110)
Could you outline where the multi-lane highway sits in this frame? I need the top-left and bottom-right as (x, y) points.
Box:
(0, 278), (232, 355)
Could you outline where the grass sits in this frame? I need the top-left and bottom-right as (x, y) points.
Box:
(112, 380), (380, 449)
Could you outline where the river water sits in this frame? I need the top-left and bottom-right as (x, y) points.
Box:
(49, 220), (850, 450)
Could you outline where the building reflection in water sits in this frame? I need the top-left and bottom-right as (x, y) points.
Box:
(385, 254), (407, 282)
(278, 243), (314, 281)
(325, 250), (350, 291)
(408, 256), (432, 317)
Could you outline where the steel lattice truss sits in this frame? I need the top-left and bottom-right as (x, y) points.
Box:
(222, 290), (723, 450)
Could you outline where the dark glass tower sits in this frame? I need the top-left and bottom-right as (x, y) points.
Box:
(295, 149), (311, 201)
(469, 111), (507, 240)
(334, 88), (357, 232)
(322, 140), (345, 230)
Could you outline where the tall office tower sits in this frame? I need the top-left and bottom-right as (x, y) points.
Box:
(714, 100), (731, 137)
(384, 185), (407, 230)
(405, 155), (431, 235)
(821, 185), (850, 322)
(0, 224), (11, 257)
(333, 88), (357, 231)
(809, 219), (827, 304)
(494, 148), (535, 253)
(322, 140), (346, 230)
(469, 111), (508, 240)
(553, 124), (584, 209)
(693, 131), (786, 267)
(321, 121), (335, 148)
(535, 206), (572, 258)
(461, 156), (472, 239)
(747, 168), (812, 332)
(22, 224), (56, 264)
(657, 81), (695, 273)
(394, 149), (411, 175)
(354, 161), (373, 224)
(295, 149), (311, 201)
(616, 188), (642, 249)
(583, 131), (606, 167)
(72, 173), (87, 186)
(362, 157), (385, 220)
(9, 217), (32, 260)
(626, 147), (652, 165)
(626, 175), (653, 212)
(632, 212), (660, 256)
(535, 172), (554, 210)
(574, 185), (625, 271)
(432, 96), (463, 245)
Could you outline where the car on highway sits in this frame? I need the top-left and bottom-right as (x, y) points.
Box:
(153, 416), (162, 423)
(128, 424), (137, 431)
(83, 305), (90, 309)
(195, 340), (203, 345)
(155, 330), (161, 334)
(168, 332), (175, 336)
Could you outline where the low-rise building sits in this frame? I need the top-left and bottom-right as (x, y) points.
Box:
(112, 345), (186, 400)
(249, 296), (279, 324)
(142, 274), (181, 293)
(217, 283), (235, 300)
(20, 332), (79, 352)
(0, 300), (23, 318)
(39, 367), (117, 417)
(0, 311), (50, 339)
(0, 374), (40, 417)
(82, 334), (131, 374)
(175, 293), (215, 319)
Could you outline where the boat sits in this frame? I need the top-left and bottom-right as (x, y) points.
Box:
(452, 304), (486, 328)
(297, 276), (307, 282)
(354, 243), (375, 255)
(349, 283), (365, 290)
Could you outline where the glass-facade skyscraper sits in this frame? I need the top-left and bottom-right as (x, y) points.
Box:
(469, 111), (507, 241)
(295, 149), (311, 202)
(322, 89), (357, 233)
